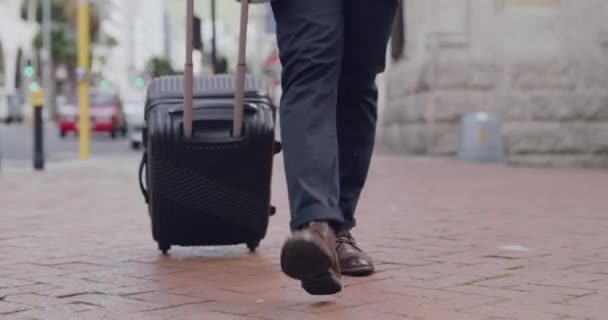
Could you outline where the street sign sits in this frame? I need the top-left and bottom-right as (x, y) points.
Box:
(30, 89), (45, 107)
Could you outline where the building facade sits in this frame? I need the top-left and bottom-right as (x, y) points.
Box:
(382, 0), (608, 168)
(0, 0), (39, 122)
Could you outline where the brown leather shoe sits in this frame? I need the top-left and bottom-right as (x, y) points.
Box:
(280, 221), (342, 295)
(336, 231), (375, 277)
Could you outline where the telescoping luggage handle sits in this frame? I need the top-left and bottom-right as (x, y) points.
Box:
(183, 0), (249, 138)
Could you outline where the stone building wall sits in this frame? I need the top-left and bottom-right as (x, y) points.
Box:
(381, 0), (608, 168)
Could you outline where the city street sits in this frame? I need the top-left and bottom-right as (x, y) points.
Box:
(1, 153), (607, 319)
(0, 123), (139, 165)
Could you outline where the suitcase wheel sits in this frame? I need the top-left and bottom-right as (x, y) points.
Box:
(247, 241), (260, 253)
(159, 242), (171, 255)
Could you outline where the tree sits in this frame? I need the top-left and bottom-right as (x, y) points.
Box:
(146, 57), (174, 78)
(28, 0), (108, 84)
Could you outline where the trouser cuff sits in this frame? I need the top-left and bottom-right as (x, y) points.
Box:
(290, 203), (344, 231)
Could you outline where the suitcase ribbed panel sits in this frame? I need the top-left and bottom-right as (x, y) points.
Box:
(150, 110), (272, 245)
(145, 84), (275, 248)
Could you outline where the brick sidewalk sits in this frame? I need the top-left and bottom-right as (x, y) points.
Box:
(0, 154), (607, 319)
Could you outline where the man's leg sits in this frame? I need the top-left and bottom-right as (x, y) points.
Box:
(271, 0), (345, 295)
(337, 0), (400, 232)
(272, 0), (344, 231)
(335, 0), (400, 276)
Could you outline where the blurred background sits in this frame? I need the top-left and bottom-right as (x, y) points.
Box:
(0, 0), (281, 162)
(0, 0), (607, 168)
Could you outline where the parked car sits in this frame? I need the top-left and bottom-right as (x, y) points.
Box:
(122, 92), (146, 149)
(57, 90), (127, 139)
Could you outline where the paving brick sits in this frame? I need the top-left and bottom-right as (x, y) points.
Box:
(357, 298), (434, 316)
(465, 304), (564, 320)
(427, 295), (506, 311)
(102, 282), (187, 296)
(0, 284), (59, 298)
(129, 301), (218, 319)
(565, 262), (608, 275)
(0, 278), (35, 288)
(127, 291), (204, 306)
(64, 293), (161, 312)
(561, 293), (608, 308)
(0, 301), (30, 315)
(575, 279), (608, 292)
(174, 312), (265, 320)
(2, 304), (98, 320)
(383, 285), (475, 301)
(323, 307), (440, 320)
(281, 291), (402, 315)
(443, 285), (526, 299)
(542, 302), (606, 319)
(506, 284), (596, 297)
(3, 293), (64, 308)
(399, 305), (494, 320)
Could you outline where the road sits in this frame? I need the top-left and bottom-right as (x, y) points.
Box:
(0, 122), (140, 164)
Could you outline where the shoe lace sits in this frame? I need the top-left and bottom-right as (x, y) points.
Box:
(336, 232), (361, 251)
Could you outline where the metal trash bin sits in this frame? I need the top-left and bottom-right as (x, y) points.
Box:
(458, 112), (505, 163)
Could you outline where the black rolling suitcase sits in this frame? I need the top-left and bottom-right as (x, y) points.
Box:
(138, 0), (280, 254)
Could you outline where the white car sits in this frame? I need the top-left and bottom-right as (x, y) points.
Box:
(122, 93), (146, 150)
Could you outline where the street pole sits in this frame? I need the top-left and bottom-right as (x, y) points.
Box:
(42, 0), (53, 120)
(32, 90), (45, 170)
(211, 0), (217, 74)
(77, 0), (90, 160)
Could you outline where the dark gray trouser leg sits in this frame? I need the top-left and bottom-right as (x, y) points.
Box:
(271, 0), (345, 230)
(337, 0), (400, 232)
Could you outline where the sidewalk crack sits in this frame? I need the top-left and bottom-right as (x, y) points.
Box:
(58, 292), (95, 299)
(464, 274), (513, 286)
(138, 300), (215, 313)
(0, 308), (29, 316)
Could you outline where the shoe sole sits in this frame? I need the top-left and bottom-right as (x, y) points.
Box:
(281, 236), (342, 295)
(341, 265), (375, 277)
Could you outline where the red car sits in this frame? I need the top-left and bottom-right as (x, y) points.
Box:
(57, 90), (127, 139)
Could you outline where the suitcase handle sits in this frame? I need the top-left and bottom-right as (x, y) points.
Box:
(232, 0), (250, 138)
(183, 0), (250, 138)
(183, 0), (194, 138)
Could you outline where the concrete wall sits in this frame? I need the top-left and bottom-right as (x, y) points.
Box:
(382, 0), (608, 168)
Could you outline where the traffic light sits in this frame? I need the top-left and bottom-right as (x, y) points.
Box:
(135, 77), (145, 88)
(101, 79), (112, 88)
(29, 81), (40, 92)
(24, 65), (35, 78)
